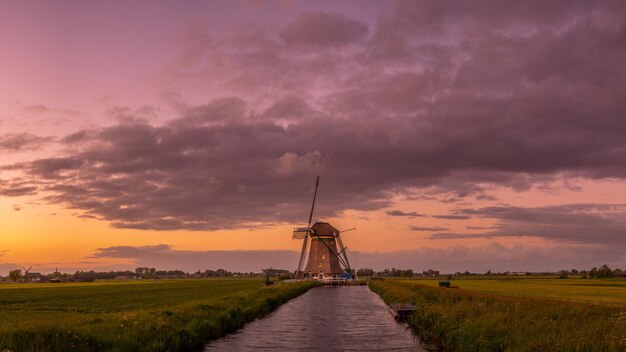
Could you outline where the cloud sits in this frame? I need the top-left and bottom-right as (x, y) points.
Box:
(280, 11), (369, 47)
(90, 244), (173, 258)
(0, 263), (20, 276)
(27, 157), (84, 179)
(0, 179), (38, 197)
(0, 133), (54, 152)
(273, 151), (324, 176)
(90, 244), (298, 272)
(429, 204), (626, 247)
(105, 105), (159, 124)
(387, 210), (425, 218)
(261, 95), (321, 122)
(409, 226), (448, 232)
(431, 214), (472, 220)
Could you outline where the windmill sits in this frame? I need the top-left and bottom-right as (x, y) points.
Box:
(293, 177), (354, 280)
(261, 267), (274, 286)
(21, 266), (32, 283)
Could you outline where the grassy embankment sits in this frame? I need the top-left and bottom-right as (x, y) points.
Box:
(0, 278), (317, 351)
(370, 278), (626, 351)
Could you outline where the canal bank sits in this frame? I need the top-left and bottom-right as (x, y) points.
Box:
(205, 285), (428, 351)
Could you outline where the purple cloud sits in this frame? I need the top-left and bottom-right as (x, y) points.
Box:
(280, 11), (369, 47)
(387, 210), (426, 218)
(0, 179), (38, 197)
(430, 204), (626, 247)
(409, 226), (448, 232)
(90, 244), (298, 272)
(0, 133), (54, 152)
(431, 215), (472, 220)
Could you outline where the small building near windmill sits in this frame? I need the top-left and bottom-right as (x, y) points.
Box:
(303, 222), (344, 279)
(26, 272), (42, 282)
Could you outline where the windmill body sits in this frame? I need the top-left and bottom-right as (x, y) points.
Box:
(303, 222), (344, 279)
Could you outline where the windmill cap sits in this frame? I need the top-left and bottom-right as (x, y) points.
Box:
(311, 222), (338, 236)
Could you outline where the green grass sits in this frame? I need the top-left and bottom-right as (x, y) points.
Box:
(414, 277), (626, 306)
(0, 279), (317, 351)
(370, 279), (626, 352)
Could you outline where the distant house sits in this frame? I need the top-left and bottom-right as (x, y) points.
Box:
(114, 275), (133, 280)
(26, 272), (43, 282)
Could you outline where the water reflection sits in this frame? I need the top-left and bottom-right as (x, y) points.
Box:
(205, 285), (426, 351)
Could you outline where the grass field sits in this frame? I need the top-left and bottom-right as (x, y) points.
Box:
(370, 278), (626, 352)
(0, 278), (317, 351)
(415, 277), (626, 306)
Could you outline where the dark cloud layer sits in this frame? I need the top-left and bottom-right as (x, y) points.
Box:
(410, 226), (448, 232)
(90, 244), (297, 272)
(280, 11), (368, 47)
(0, 133), (53, 152)
(0, 179), (37, 197)
(3, 1), (626, 239)
(430, 204), (626, 247)
(387, 210), (425, 218)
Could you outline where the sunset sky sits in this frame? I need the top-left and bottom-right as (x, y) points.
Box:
(1, 0), (626, 275)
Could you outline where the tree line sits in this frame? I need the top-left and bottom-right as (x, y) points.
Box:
(355, 265), (623, 278)
(2, 267), (263, 283)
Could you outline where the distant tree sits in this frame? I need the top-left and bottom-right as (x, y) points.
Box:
(463, 271), (471, 276)
(422, 269), (439, 276)
(485, 270), (492, 276)
(135, 267), (144, 275)
(389, 268), (413, 277)
(597, 265), (613, 278)
(570, 269), (579, 275)
(8, 269), (22, 282)
(357, 268), (374, 277)
(558, 270), (569, 279)
(589, 267), (598, 278)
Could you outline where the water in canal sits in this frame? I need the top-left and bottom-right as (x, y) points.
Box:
(205, 285), (428, 351)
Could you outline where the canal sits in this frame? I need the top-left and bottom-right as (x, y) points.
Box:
(205, 285), (428, 351)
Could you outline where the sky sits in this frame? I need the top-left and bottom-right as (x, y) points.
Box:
(1, 0), (626, 275)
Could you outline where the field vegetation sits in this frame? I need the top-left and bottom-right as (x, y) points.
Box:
(0, 278), (317, 351)
(370, 278), (626, 351)
(413, 277), (626, 305)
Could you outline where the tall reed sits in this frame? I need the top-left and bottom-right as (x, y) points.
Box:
(370, 279), (626, 352)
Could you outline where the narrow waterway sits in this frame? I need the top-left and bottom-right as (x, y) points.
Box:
(205, 285), (428, 351)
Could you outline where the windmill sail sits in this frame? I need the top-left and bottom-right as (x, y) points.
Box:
(292, 227), (311, 239)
